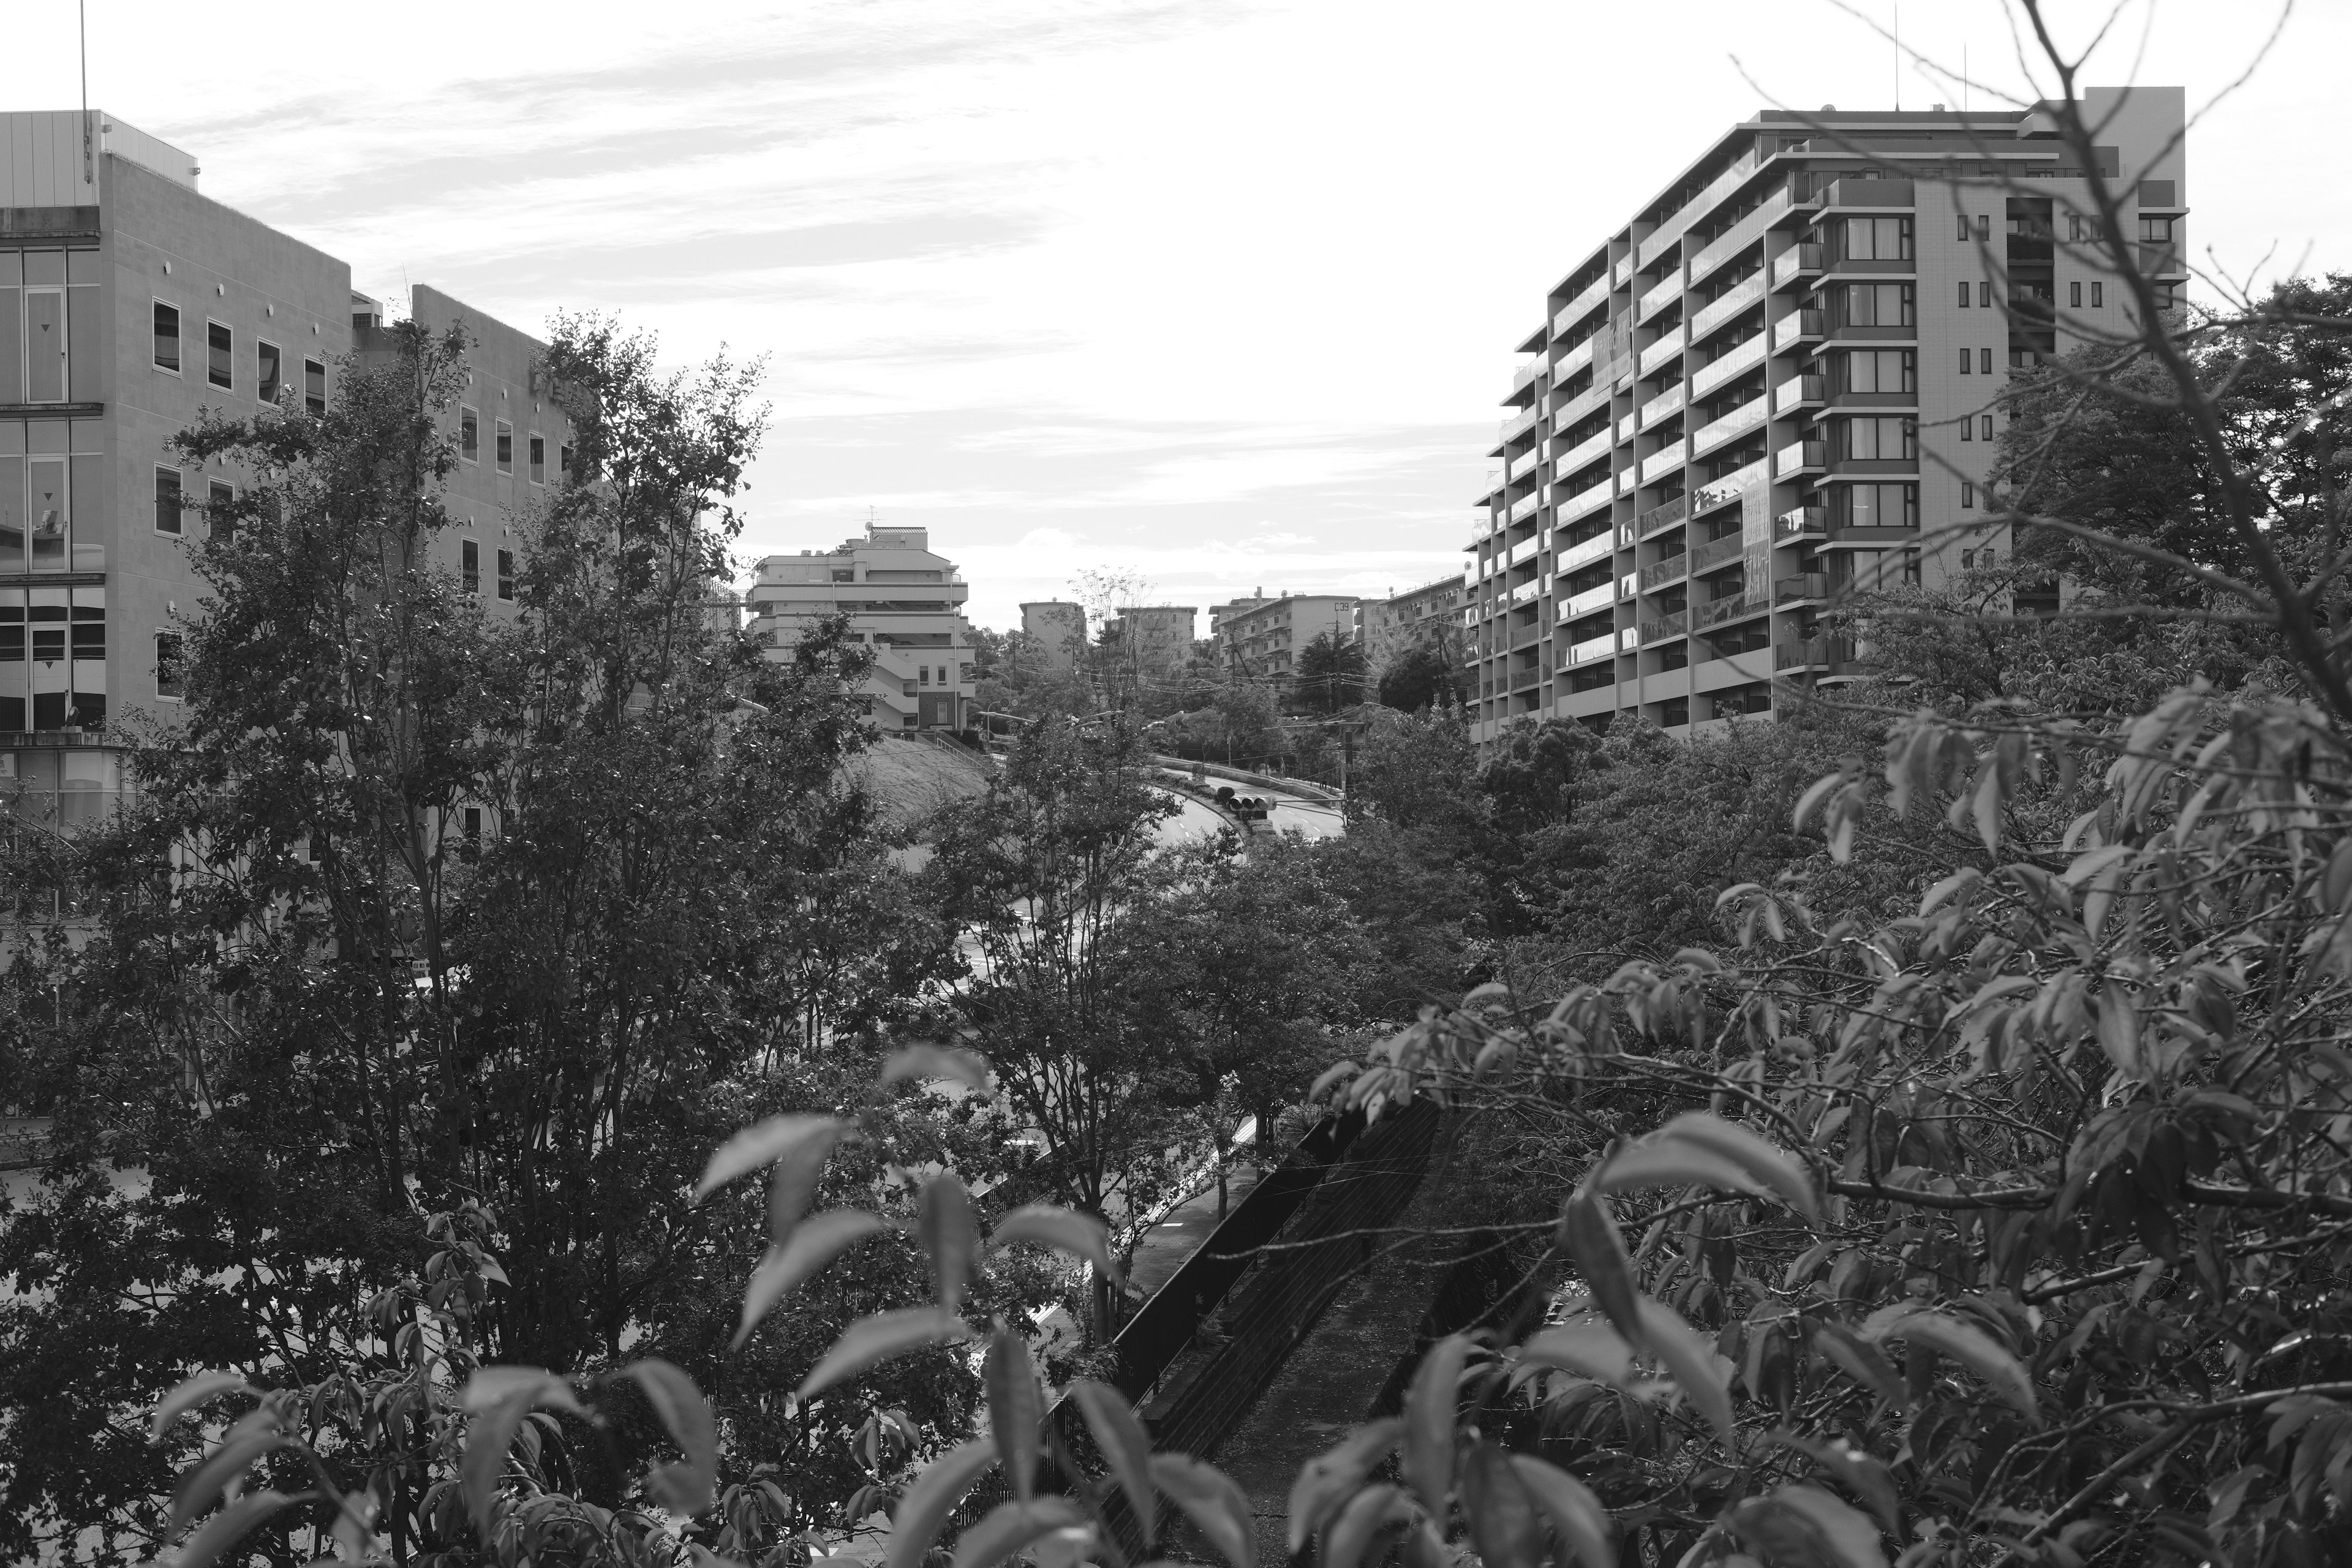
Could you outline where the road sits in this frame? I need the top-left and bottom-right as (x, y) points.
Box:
(1151, 773), (1344, 845)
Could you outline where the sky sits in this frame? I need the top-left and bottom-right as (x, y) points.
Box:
(17, 0), (2351, 629)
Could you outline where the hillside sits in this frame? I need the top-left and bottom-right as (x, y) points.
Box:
(842, 734), (995, 836)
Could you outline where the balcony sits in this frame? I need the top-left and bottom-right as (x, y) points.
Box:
(1612, 253), (1635, 288)
(1637, 270), (1683, 323)
(1776, 636), (1855, 673)
(1689, 274), (1766, 344)
(1640, 383), (1685, 430)
(1774, 571), (1830, 604)
(1500, 404), (1540, 442)
(1637, 493), (1688, 537)
(1770, 243), (1823, 290)
(1558, 474), (1615, 521)
(1509, 490), (1542, 522)
(1637, 325), (1686, 379)
(1638, 552), (1689, 592)
(1553, 427), (1610, 476)
(1509, 619), (1542, 650)
(1774, 439), (1826, 478)
(1818, 178), (1916, 212)
(1637, 148), (1760, 271)
(1511, 355), (1548, 391)
(1509, 446), (1544, 482)
(1690, 333), (1767, 400)
(1554, 336), (1597, 380)
(2138, 243), (2185, 277)
(1508, 533), (1541, 566)
(1769, 309), (1825, 353)
(1690, 533), (1744, 575)
(1510, 666), (1542, 694)
(1639, 610), (1689, 644)
(1557, 527), (1618, 574)
(1551, 384), (1611, 439)
(1564, 630), (1622, 667)
(1775, 505), (1826, 540)
(1692, 457), (1767, 514)
(1688, 185), (1793, 285)
(1694, 592), (1763, 629)
(1691, 394), (1768, 458)
(1510, 579), (1542, 603)
(1552, 276), (1611, 336)
(1771, 374), (1824, 415)
(1562, 579), (1618, 618)
(1640, 443), (1687, 486)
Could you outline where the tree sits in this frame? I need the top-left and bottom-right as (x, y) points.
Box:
(1213, 678), (1281, 767)
(1294, 631), (1366, 715)
(1376, 638), (1467, 713)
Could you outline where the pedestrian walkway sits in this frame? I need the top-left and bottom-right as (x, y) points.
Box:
(1127, 1163), (1266, 1300)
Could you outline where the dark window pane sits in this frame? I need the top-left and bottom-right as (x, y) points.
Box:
(460, 408), (479, 461)
(304, 358), (326, 415)
(496, 549), (515, 601)
(153, 302), (181, 372)
(529, 435), (546, 483)
(154, 469), (182, 535)
(495, 421), (513, 473)
(461, 539), (480, 594)
(208, 322), (232, 389)
(156, 633), (184, 699)
(256, 341), (281, 402)
(209, 480), (236, 545)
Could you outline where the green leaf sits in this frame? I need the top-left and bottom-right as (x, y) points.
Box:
(693, 1114), (849, 1205)
(921, 1172), (978, 1315)
(984, 1329), (1041, 1501)
(1071, 1380), (1160, 1550)
(1513, 1322), (1636, 1387)
(949, 1496), (1086, 1568)
(1651, 1112), (1824, 1226)
(1727, 1483), (1890, 1568)
(1557, 1191), (1645, 1351)
(459, 1370), (578, 1539)
(1814, 1322), (1906, 1406)
(1882, 1308), (2038, 1423)
(797, 1307), (971, 1400)
(734, 1210), (894, 1348)
(171, 1429), (295, 1535)
(176, 1490), (295, 1568)
(620, 1359), (718, 1516)
(1150, 1453), (1256, 1568)
(148, 1372), (257, 1444)
(1593, 1142), (1768, 1204)
(887, 1441), (1000, 1568)
(1402, 1333), (1472, 1512)
(331, 1489), (381, 1562)
(987, 1205), (1117, 1281)
(881, 1044), (996, 1099)
(1461, 1442), (1542, 1568)
(1635, 1295), (1733, 1439)
(1508, 1455), (1616, 1568)
(767, 1121), (853, 1243)
(1768, 1432), (1902, 1539)
(1287, 1417), (1402, 1554)
(1324, 1482), (1408, 1568)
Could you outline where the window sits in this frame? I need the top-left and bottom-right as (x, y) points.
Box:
(156, 633), (184, 699)
(208, 480), (235, 545)
(1959, 348), (1972, 375)
(154, 467), (183, 535)
(1834, 416), (1916, 461)
(461, 539), (480, 594)
(1961, 418), (1973, 443)
(1977, 214), (1992, 241)
(1840, 349), (1915, 393)
(1833, 282), (1914, 328)
(918, 665), (930, 687)
(463, 806), (482, 842)
(153, 301), (182, 373)
(496, 549), (515, 601)
(1831, 483), (1918, 529)
(2090, 282), (2105, 307)
(1958, 281), (1971, 308)
(256, 340), (281, 402)
(1841, 216), (1912, 261)
(528, 434), (546, 484)
(1981, 414), (1996, 441)
(559, 443), (573, 476)
(304, 358), (326, 414)
(1961, 481), (1978, 509)
(71, 606), (103, 661)
(2070, 281), (2083, 307)
(208, 321), (233, 390)
(459, 407), (479, 462)
(495, 420), (513, 474)
(1981, 347), (1994, 375)
(1958, 216), (1972, 243)
(2139, 215), (2176, 243)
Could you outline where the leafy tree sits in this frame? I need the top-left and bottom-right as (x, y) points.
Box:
(1376, 638), (1468, 714)
(1294, 631), (1366, 715)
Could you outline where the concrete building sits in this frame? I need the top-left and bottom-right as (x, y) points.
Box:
(1102, 604), (1197, 680)
(1207, 594), (1268, 642)
(1217, 592), (1359, 683)
(1019, 600), (1087, 674)
(1359, 576), (1464, 685)
(0, 110), (576, 840)
(747, 523), (974, 731)
(1463, 90), (2188, 743)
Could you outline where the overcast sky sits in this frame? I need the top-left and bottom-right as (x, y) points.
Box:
(20, 0), (2349, 628)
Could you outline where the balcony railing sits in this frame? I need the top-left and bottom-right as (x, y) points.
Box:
(1688, 185), (1792, 285)
(1694, 592), (1762, 629)
(1639, 610), (1689, 643)
(1636, 149), (1760, 271)
(1775, 571), (1830, 604)
(1771, 373), (1825, 415)
(1508, 533), (1541, 566)
(1511, 579), (1542, 603)
(1770, 242), (1823, 290)
(1557, 527), (1618, 574)
(1553, 428), (1610, 477)
(1689, 273), (1766, 344)
(2138, 243), (2185, 277)
(1769, 309), (1825, 352)
(1692, 458), (1768, 514)
(1552, 276), (1611, 337)
(1509, 490), (1542, 522)
(1637, 325), (1686, 379)
(1690, 333), (1767, 400)
(1510, 666), (1542, 693)
(1640, 383), (1685, 430)
(1776, 636), (1855, 672)
(1638, 552), (1689, 592)
(1559, 474), (1615, 521)
(1564, 630), (1622, 667)
(1690, 533), (1744, 574)
(1691, 394), (1767, 457)
(1640, 444), (1687, 486)
(1509, 447), (1544, 482)
(1555, 336), (1597, 379)
(1776, 505), (1825, 540)
(1774, 439), (1826, 478)
(1562, 580), (1616, 618)
(1637, 270), (1683, 322)
(1499, 404), (1540, 442)
(1637, 493), (1687, 537)
(1551, 381), (1611, 437)
(1511, 355), (1547, 391)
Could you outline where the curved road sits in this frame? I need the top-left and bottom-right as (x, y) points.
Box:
(1152, 772), (1344, 845)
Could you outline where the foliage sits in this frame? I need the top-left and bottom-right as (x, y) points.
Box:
(1294, 633), (1366, 715)
(1376, 640), (1468, 714)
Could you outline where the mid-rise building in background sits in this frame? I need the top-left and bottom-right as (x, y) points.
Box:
(1102, 604), (1197, 681)
(748, 523), (975, 731)
(1019, 600), (1087, 674)
(1464, 89), (2187, 743)
(1, 110), (569, 838)
(1217, 592), (1358, 684)
(1359, 576), (1463, 685)
(1207, 594), (1268, 643)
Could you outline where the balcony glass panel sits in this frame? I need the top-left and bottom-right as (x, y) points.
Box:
(1692, 458), (1767, 513)
(1771, 374), (1825, 415)
(1691, 394), (1767, 456)
(1637, 325), (1686, 378)
(1559, 475), (1615, 520)
(1557, 528), (1616, 573)
(1640, 445), (1686, 484)
(1510, 490), (1542, 522)
(1773, 439), (1826, 478)
(1689, 273), (1766, 343)
(1637, 271), (1683, 322)
(1552, 277), (1610, 336)
(1564, 581), (1616, 617)
(1690, 333), (1766, 399)
(1499, 404), (1539, 442)
(1769, 309), (1825, 352)
(1567, 631), (1620, 666)
(1640, 383), (1685, 429)
(1553, 428), (1610, 475)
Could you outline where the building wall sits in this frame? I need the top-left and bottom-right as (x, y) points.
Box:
(1361, 576), (1463, 683)
(1218, 594), (1357, 679)
(747, 526), (974, 731)
(1107, 604), (1196, 678)
(1020, 600), (1087, 673)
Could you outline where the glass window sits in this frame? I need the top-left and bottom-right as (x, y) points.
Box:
(459, 407), (479, 462)
(495, 420), (513, 473)
(1842, 349), (1915, 393)
(1982, 414), (1996, 441)
(208, 480), (235, 545)
(157, 631), (186, 698)
(2139, 215), (2176, 243)
(29, 459), (66, 564)
(1977, 214), (1991, 241)
(1842, 216), (1912, 261)
(528, 434), (545, 484)
(1838, 417), (1915, 461)
(1834, 483), (1918, 528)
(153, 301), (181, 373)
(1962, 481), (1978, 509)
(304, 358), (326, 414)
(461, 539), (480, 594)
(208, 321), (232, 390)
(559, 443), (573, 476)
(154, 467), (182, 535)
(256, 340), (281, 402)
(1981, 348), (1994, 375)
(2070, 281), (2082, 307)
(1958, 281), (1970, 308)
(1979, 282), (1992, 308)
(1959, 347), (1972, 375)
(2090, 282), (2105, 307)
(496, 549), (515, 601)
(1836, 282), (1914, 328)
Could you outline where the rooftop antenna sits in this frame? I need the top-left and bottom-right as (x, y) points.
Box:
(79, 0), (93, 190)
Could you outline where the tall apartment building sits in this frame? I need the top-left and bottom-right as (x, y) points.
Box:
(1218, 592), (1359, 682)
(1464, 89), (2187, 745)
(1359, 576), (1464, 685)
(0, 110), (574, 836)
(747, 523), (974, 731)
(1019, 600), (1087, 674)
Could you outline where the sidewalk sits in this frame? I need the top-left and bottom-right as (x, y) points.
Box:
(1124, 1161), (1266, 1302)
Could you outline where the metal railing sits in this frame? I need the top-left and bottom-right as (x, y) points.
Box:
(1637, 493), (1688, 537)
(1769, 309), (1825, 352)
(1690, 533), (1744, 574)
(1637, 552), (1689, 592)
(1640, 609), (1688, 643)
(1775, 571), (1830, 603)
(1770, 242), (1823, 289)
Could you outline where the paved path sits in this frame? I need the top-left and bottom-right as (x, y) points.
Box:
(1125, 1161), (1266, 1300)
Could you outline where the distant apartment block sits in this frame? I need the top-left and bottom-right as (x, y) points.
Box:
(1103, 604), (1197, 677)
(0, 110), (569, 841)
(748, 524), (974, 731)
(1207, 594), (1268, 642)
(1359, 576), (1463, 684)
(1464, 89), (2188, 744)
(1218, 592), (1358, 682)
(1019, 600), (1087, 674)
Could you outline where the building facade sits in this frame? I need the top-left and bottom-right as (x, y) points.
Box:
(1217, 592), (1359, 683)
(1103, 604), (1197, 680)
(1207, 594), (1267, 642)
(747, 524), (974, 731)
(1, 110), (578, 846)
(1359, 576), (1463, 684)
(1019, 600), (1087, 674)
(1463, 89), (2188, 744)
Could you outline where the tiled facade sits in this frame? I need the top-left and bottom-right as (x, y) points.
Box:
(747, 525), (975, 731)
(1463, 90), (2188, 743)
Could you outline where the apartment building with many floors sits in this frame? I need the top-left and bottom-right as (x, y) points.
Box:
(1359, 575), (1464, 685)
(1463, 89), (2187, 744)
(0, 109), (572, 848)
(1019, 600), (1087, 674)
(1218, 592), (1359, 684)
(747, 524), (975, 731)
